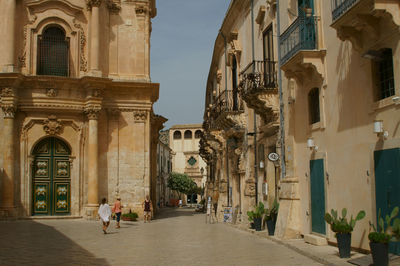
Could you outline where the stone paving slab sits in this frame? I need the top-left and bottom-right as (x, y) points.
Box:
(0, 208), (324, 266)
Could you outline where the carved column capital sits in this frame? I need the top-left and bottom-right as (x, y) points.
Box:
(1, 104), (16, 119)
(1, 87), (15, 97)
(84, 105), (101, 120)
(87, 0), (102, 10)
(133, 110), (148, 123)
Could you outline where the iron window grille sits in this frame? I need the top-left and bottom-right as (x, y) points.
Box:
(377, 49), (395, 100)
(37, 26), (69, 77)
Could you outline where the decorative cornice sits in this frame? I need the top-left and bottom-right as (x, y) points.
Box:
(43, 115), (63, 135)
(107, 108), (120, 120)
(133, 110), (147, 122)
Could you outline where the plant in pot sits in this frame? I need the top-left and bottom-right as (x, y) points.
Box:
(265, 199), (279, 236)
(324, 208), (366, 258)
(121, 210), (138, 221)
(247, 210), (255, 229)
(248, 202), (265, 231)
(369, 207), (400, 266)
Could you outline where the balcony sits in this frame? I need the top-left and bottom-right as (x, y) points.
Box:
(210, 90), (245, 134)
(280, 16), (325, 84)
(239, 60), (279, 126)
(330, 0), (400, 52)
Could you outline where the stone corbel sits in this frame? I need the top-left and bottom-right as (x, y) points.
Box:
(106, 0), (121, 14)
(356, 14), (380, 40)
(256, 5), (266, 24)
(374, 0), (400, 27)
(337, 26), (363, 51)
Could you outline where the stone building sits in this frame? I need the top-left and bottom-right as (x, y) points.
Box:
(0, 0), (163, 219)
(156, 130), (172, 209)
(169, 124), (207, 204)
(201, 0), (400, 254)
(200, 0), (280, 223)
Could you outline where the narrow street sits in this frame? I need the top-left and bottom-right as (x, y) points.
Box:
(0, 208), (322, 266)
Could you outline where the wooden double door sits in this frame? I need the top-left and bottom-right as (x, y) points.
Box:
(32, 137), (71, 216)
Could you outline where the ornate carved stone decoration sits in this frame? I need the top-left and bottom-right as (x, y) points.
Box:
(244, 179), (256, 196)
(84, 105), (101, 120)
(43, 115), (63, 135)
(73, 19), (88, 72)
(219, 179), (228, 193)
(135, 5), (147, 16)
(216, 70), (222, 84)
(18, 26), (28, 68)
(1, 104), (16, 118)
(1, 88), (14, 97)
(87, 0), (102, 10)
(107, 0), (121, 14)
(46, 88), (57, 97)
(133, 110), (148, 122)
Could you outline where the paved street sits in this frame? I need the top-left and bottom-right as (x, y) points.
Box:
(0, 208), (322, 266)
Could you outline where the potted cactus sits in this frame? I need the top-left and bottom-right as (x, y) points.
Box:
(369, 207), (400, 266)
(324, 208), (366, 258)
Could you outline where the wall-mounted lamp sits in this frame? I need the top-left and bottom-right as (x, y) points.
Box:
(259, 161), (264, 169)
(307, 138), (318, 151)
(373, 120), (388, 139)
(362, 50), (383, 61)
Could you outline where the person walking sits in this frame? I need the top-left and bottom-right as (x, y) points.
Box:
(142, 195), (153, 223)
(112, 197), (122, 229)
(98, 198), (112, 234)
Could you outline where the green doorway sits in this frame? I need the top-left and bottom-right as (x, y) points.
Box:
(310, 159), (326, 235)
(374, 148), (400, 255)
(32, 137), (71, 216)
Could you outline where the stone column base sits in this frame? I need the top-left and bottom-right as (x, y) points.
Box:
(88, 70), (102, 77)
(83, 204), (99, 220)
(0, 206), (17, 219)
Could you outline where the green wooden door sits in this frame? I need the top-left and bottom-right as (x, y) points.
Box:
(33, 137), (71, 216)
(310, 159), (326, 235)
(374, 148), (400, 255)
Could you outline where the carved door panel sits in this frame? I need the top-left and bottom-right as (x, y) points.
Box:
(33, 137), (71, 216)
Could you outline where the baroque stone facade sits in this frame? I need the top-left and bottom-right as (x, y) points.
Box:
(0, 0), (161, 219)
(203, 0), (400, 254)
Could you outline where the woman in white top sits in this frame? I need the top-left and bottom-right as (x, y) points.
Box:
(98, 198), (112, 234)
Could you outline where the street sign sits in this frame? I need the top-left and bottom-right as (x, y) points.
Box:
(268, 152), (279, 162)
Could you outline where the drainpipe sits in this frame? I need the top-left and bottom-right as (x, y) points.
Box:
(219, 30), (230, 207)
(251, 0), (258, 206)
(276, 0), (286, 179)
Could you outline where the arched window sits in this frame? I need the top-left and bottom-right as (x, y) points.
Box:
(37, 26), (69, 77)
(184, 130), (192, 139)
(308, 87), (320, 124)
(195, 130), (202, 139)
(173, 131), (182, 139)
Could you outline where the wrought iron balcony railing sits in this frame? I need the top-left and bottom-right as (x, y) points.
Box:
(211, 90), (243, 120)
(239, 60), (277, 94)
(280, 16), (318, 65)
(331, 0), (358, 22)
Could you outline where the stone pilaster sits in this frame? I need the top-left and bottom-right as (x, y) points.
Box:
(0, 97), (16, 217)
(0, 0), (16, 72)
(84, 105), (101, 219)
(88, 0), (102, 76)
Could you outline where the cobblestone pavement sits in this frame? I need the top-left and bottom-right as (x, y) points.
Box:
(0, 208), (323, 266)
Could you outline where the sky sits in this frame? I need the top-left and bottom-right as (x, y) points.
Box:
(151, 1), (231, 129)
